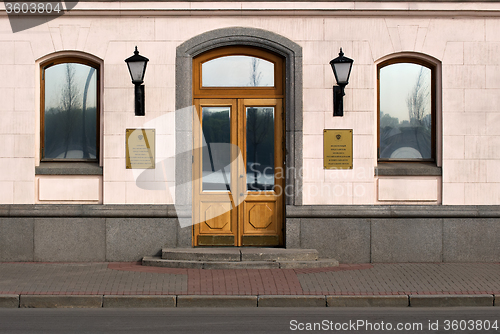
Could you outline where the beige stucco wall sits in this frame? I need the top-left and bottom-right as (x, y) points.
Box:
(1, 2), (500, 205)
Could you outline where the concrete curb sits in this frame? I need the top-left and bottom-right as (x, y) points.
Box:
(409, 295), (494, 307)
(327, 295), (409, 307)
(0, 295), (19, 308)
(176, 295), (258, 307)
(103, 295), (176, 308)
(20, 295), (103, 308)
(258, 295), (326, 307)
(3, 294), (499, 308)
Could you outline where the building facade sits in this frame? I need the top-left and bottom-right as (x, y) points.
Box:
(1, 1), (500, 263)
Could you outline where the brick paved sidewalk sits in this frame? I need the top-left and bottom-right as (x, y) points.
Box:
(1, 262), (500, 296)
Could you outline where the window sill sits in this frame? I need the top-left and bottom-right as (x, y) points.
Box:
(36, 162), (103, 175)
(375, 162), (441, 176)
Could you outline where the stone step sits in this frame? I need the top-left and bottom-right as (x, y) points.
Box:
(142, 256), (339, 269)
(161, 248), (320, 262)
(144, 248), (338, 269)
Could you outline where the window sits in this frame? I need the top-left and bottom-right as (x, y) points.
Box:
(40, 58), (99, 161)
(202, 55), (275, 87)
(378, 59), (435, 162)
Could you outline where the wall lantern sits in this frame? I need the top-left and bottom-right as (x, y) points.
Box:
(329, 48), (353, 117)
(125, 46), (149, 116)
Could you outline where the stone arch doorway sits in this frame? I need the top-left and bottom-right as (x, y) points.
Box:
(175, 27), (302, 247)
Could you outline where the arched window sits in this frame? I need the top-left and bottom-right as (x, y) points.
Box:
(377, 58), (436, 162)
(40, 57), (99, 161)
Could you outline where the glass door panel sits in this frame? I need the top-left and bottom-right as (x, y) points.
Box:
(202, 106), (231, 191)
(246, 106), (275, 191)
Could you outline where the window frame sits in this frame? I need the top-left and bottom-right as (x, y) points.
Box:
(40, 57), (100, 162)
(377, 57), (436, 163)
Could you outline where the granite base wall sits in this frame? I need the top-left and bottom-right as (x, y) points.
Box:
(0, 205), (181, 262)
(1, 205), (500, 263)
(286, 205), (500, 263)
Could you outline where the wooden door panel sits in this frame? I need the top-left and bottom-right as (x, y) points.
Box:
(243, 202), (278, 234)
(199, 201), (234, 233)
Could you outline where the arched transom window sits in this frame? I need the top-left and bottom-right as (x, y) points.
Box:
(194, 46), (283, 98)
(202, 55), (275, 87)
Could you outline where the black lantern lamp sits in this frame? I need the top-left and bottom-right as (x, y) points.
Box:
(125, 46), (149, 116)
(329, 48), (353, 117)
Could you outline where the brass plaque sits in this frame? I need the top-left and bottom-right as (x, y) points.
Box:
(126, 129), (155, 169)
(323, 129), (353, 169)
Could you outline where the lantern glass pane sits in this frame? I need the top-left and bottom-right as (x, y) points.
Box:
(128, 61), (146, 82)
(334, 62), (352, 84)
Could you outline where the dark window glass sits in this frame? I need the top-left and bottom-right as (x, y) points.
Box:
(43, 62), (97, 160)
(202, 106), (231, 191)
(379, 62), (433, 160)
(246, 106), (274, 191)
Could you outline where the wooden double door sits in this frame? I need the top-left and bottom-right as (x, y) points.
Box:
(193, 98), (284, 246)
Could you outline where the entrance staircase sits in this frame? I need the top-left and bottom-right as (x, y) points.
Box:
(142, 248), (339, 269)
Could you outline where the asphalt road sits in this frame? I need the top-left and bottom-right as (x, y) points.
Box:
(1, 307), (500, 334)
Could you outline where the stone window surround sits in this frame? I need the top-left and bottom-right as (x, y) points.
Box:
(35, 51), (104, 175)
(374, 52), (442, 177)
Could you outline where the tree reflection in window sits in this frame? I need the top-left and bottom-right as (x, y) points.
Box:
(202, 107), (231, 191)
(202, 56), (274, 87)
(379, 62), (432, 160)
(246, 107), (274, 191)
(43, 62), (97, 160)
